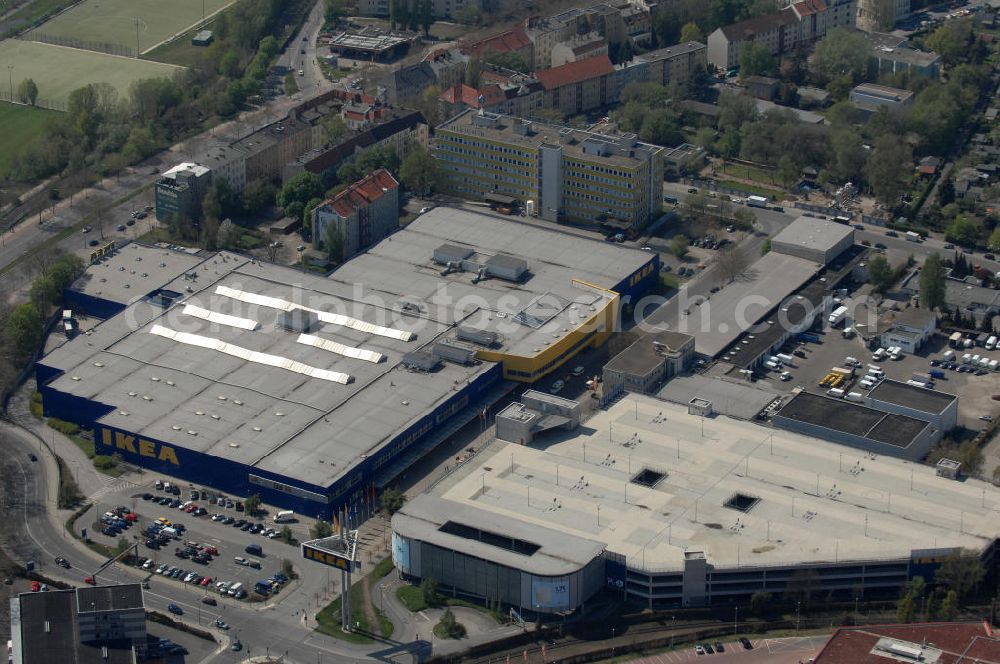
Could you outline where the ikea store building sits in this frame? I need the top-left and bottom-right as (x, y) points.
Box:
(39, 208), (657, 520)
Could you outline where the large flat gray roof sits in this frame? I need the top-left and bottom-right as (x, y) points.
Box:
(402, 395), (1000, 572)
(772, 217), (855, 254)
(647, 251), (820, 357)
(69, 242), (205, 305)
(656, 375), (779, 420)
(43, 210), (651, 489)
(776, 391), (930, 448)
(868, 379), (957, 415)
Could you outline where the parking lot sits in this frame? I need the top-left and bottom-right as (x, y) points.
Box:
(84, 482), (312, 606)
(627, 635), (828, 664)
(757, 324), (1000, 430)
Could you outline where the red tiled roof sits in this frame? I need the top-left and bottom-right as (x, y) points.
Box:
(535, 54), (614, 90)
(816, 622), (1000, 664)
(325, 168), (398, 218)
(439, 84), (482, 107)
(480, 69), (515, 86)
(790, 0), (827, 17)
(464, 26), (531, 56)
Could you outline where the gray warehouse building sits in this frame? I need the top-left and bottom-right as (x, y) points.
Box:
(867, 379), (958, 434)
(771, 217), (855, 265)
(496, 390), (583, 445)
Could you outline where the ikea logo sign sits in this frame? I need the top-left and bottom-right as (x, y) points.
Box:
(100, 430), (179, 466)
(303, 544), (358, 571)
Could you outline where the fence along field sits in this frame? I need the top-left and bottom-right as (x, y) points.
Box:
(23, 0), (236, 56)
(0, 40), (182, 106)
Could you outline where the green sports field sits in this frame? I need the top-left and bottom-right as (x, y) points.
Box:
(25, 0), (236, 55)
(0, 40), (182, 104)
(0, 103), (57, 180)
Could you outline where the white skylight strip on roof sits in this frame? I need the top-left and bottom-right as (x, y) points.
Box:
(215, 285), (293, 312)
(182, 304), (260, 331)
(297, 334), (385, 363)
(149, 325), (351, 384)
(215, 286), (414, 341)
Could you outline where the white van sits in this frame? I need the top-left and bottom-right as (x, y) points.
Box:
(827, 388), (845, 397)
(988, 336), (998, 350)
(227, 582), (244, 597)
(962, 353), (973, 364)
(273, 510), (295, 523)
(764, 360), (780, 371)
(873, 348), (886, 361)
(845, 356), (860, 367)
(859, 379), (875, 389)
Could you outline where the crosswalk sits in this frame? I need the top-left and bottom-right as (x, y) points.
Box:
(89, 477), (139, 502)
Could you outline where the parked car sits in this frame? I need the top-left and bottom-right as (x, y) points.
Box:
(739, 637), (753, 649)
(167, 603), (183, 615)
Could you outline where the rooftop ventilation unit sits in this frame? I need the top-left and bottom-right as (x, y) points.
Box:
(433, 243), (474, 265)
(433, 339), (477, 365)
(457, 327), (499, 347)
(277, 308), (319, 333)
(402, 351), (441, 371)
(486, 254), (528, 282)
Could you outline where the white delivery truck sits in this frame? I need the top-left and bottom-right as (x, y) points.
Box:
(827, 388), (845, 397)
(273, 510), (294, 523)
(227, 582), (244, 597)
(962, 353), (973, 364)
(776, 353), (794, 365)
(949, 332), (964, 348)
(988, 336), (998, 351)
(846, 392), (864, 402)
(905, 231), (922, 242)
(747, 195), (769, 208)
(873, 348), (887, 361)
(828, 306), (849, 327)
(943, 350), (956, 361)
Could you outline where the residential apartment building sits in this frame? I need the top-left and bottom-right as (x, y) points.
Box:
(233, 114), (313, 184)
(424, 47), (469, 90)
(536, 54), (616, 116)
(525, 16), (576, 70)
(633, 40), (708, 86)
(154, 162), (212, 223)
(438, 81), (545, 118)
(708, 0), (854, 71)
(357, 0), (484, 20)
(378, 61), (438, 105)
(463, 26), (535, 69)
(550, 32), (608, 67)
(313, 168), (400, 259)
(434, 109), (664, 227)
(858, 0), (910, 31)
(707, 12), (798, 70)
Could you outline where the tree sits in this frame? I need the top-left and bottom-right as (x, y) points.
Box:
(278, 172), (324, 215)
(320, 114), (348, 145)
(323, 220), (345, 264)
(464, 53), (482, 88)
(639, 108), (682, 146)
(868, 255), (893, 292)
(420, 0), (433, 36)
(380, 487), (406, 515)
(811, 28), (871, 82)
(750, 591), (772, 616)
(244, 493), (261, 517)
(718, 91), (757, 135)
(218, 51), (241, 78)
(896, 591), (915, 623)
(738, 42), (776, 77)
(17, 78), (38, 106)
(934, 550), (985, 602)
(777, 155), (798, 189)
(988, 227), (1000, 253)
(281, 558), (295, 579)
(399, 143), (441, 196)
(939, 589), (959, 620)
(919, 254), (946, 311)
(926, 24), (963, 65)
(243, 180), (277, 215)
(865, 135), (911, 210)
(679, 21), (704, 43)
(311, 520), (333, 539)
(280, 525), (293, 544)
(435, 608), (467, 639)
(760, 238), (771, 255)
(5, 303), (43, 359)
(946, 215), (980, 248)
(420, 577), (440, 607)
(717, 244), (751, 283)
(671, 234), (689, 258)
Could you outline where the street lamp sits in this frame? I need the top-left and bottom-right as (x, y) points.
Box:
(734, 605), (739, 634)
(7, 64), (12, 100)
(795, 601), (801, 634)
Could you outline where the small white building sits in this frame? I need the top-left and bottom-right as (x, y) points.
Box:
(879, 308), (937, 353)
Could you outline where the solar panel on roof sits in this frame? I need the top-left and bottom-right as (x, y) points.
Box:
(148, 325), (352, 384)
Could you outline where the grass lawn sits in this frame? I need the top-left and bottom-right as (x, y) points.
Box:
(1, 0), (77, 37)
(714, 179), (785, 201)
(396, 585), (427, 612)
(720, 162), (780, 187)
(316, 569), (394, 643)
(25, 0), (236, 54)
(0, 40), (182, 104)
(0, 103), (58, 180)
